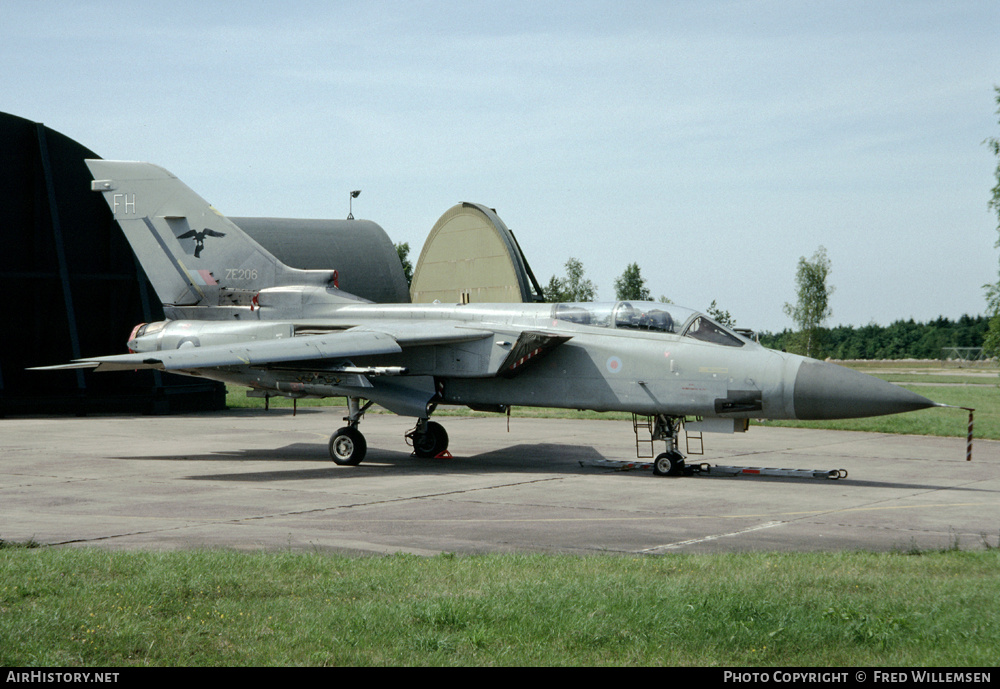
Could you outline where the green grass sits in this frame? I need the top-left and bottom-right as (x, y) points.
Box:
(875, 374), (997, 384)
(1, 548), (998, 666)
(228, 389), (346, 410)
(844, 360), (995, 372)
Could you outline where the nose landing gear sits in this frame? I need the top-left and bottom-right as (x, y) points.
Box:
(636, 414), (689, 478)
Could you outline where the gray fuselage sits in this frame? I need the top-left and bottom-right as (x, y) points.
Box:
(131, 299), (929, 422)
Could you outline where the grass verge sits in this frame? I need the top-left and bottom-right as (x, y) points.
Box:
(1, 548), (998, 666)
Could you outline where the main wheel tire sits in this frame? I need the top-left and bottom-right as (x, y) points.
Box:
(329, 426), (367, 465)
(652, 451), (685, 477)
(412, 421), (449, 458)
(652, 453), (672, 476)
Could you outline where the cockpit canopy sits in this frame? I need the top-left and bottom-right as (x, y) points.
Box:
(552, 301), (745, 347)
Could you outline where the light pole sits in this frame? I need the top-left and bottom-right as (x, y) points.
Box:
(348, 190), (361, 219)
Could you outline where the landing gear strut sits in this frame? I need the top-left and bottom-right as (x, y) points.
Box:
(329, 397), (374, 465)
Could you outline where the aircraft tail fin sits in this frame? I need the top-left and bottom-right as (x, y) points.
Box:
(86, 160), (342, 309)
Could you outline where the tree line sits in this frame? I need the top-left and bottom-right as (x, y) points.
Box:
(758, 315), (988, 360)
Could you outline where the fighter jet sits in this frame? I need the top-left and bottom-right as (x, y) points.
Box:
(34, 160), (941, 476)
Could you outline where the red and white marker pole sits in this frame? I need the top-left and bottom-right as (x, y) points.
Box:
(962, 407), (975, 462)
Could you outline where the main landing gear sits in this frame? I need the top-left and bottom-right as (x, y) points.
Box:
(329, 426), (366, 466)
(329, 397), (374, 466)
(405, 419), (449, 458)
(327, 397), (451, 465)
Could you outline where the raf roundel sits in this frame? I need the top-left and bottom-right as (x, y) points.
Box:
(606, 356), (623, 374)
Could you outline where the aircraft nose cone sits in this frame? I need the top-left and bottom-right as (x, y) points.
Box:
(793, 360), (937, 420)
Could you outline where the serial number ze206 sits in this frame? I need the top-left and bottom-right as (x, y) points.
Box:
(226, 268), (258, 280)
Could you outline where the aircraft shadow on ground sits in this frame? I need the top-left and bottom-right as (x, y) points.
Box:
(115, 443), (610, 482)
(112, 442), (997, 492)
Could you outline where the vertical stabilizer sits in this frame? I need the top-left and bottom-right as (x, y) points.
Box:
(86, 160), (336, 308)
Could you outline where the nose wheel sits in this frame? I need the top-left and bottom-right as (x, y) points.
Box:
(652, 450), (686, 477)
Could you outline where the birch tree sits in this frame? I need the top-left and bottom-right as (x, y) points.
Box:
(783, 246), (834, 358)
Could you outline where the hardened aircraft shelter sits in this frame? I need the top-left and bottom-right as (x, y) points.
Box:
(0, 112), (407, 415)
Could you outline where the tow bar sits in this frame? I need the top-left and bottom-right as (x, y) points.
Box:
(583, 459), (848, 480)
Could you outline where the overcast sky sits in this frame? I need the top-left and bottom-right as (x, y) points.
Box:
(4, 1), (999, 332)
